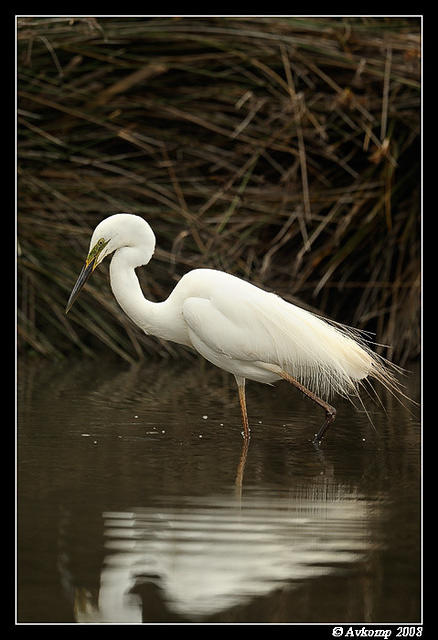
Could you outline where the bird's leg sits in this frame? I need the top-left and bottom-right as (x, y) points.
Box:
(278, 370), (336, 444)
(235, 436), (250, 497)
(235, 375), (250, 440)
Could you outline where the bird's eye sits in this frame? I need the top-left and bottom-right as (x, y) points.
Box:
(98, 238), (105, 246)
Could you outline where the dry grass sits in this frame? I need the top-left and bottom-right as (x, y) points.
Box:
(17, 16), (421, 365)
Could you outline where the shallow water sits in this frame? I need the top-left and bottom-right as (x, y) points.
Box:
(17, 356), (421, 624)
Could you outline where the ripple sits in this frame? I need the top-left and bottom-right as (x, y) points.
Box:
(73, 486), (381, 622)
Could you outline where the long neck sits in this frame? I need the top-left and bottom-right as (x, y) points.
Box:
(109, 247), (189, 346)
(109, 246), (159, 335)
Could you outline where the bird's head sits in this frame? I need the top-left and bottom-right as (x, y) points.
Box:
(65, 213), (155, 314)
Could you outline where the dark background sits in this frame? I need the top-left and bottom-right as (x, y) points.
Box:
(17, 16), (421, 366)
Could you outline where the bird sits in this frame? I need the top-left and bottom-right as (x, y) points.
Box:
(65, 213), (400, 444)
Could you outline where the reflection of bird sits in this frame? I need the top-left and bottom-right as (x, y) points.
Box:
(74, 488), (374, 622)
(66, 214), (399, 443)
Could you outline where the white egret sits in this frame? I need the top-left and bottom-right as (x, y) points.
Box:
(66, 213), (399, 444)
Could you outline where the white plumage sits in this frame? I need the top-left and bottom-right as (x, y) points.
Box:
(66, 213), (399, 443)
(176, 268), (373, 396)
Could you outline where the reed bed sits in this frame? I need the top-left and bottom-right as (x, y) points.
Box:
(17, 16), (421, 365)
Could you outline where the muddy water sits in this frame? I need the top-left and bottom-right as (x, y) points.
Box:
(17, 357), (421, 623)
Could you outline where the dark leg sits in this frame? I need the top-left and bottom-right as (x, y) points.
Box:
(235, 375), (250, 440)
(277, 370), (336, 444)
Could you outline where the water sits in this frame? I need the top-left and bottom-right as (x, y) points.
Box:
(17, 356), (421, 624)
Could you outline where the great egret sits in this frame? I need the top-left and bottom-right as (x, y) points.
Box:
(66, 213), (399, 444)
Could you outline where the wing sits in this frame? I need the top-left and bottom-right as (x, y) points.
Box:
(181, 276), (376, 398)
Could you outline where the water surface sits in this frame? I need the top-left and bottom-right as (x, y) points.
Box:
(17, 357), (421, 623)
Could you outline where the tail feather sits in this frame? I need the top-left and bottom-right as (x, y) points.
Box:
(255, 294), (406, 402)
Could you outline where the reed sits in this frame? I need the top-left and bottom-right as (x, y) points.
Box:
(17, 16), (421, 364)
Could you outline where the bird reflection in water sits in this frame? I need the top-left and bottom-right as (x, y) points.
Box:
(59, 480), (381, 623)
